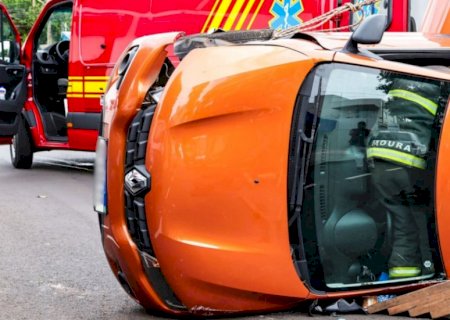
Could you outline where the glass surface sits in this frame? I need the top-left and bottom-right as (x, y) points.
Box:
(297, 63), (449, 289)
(37, 6), (72, 49)
(0, 12), (16, 63)
(351, 0), (388, 26)
(409, 0), (430, 31)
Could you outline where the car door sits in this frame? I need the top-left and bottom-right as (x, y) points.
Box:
(0, 4), (27, 141)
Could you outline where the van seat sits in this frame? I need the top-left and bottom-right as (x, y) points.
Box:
(58, 78), (68, 96)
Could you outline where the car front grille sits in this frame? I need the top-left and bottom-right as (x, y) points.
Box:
(124, 105), (155, 255)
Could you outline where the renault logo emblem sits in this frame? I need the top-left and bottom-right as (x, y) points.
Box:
(124, 165), (151, 196)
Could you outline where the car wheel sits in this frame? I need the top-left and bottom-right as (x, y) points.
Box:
(10, 117), (33, 169)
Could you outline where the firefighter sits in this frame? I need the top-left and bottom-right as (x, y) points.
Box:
(367, 78), (440, 279)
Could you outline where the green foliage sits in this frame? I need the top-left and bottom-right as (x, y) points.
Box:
(2, 0), (45, 40)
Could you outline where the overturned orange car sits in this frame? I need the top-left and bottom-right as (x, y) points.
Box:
(94, 16), (450, 316)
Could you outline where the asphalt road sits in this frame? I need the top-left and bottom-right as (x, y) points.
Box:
(0, 145), (428, 320)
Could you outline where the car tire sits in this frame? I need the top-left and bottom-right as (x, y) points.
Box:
(10, 117), (33, 169)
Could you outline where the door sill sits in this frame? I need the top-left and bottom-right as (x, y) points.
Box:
(46, 135), (68, 142)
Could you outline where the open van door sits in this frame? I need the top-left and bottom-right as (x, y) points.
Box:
(0, 4), (27, 143)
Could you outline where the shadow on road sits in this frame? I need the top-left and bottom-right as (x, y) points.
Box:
(0, 146), (95, 173)
(32, 157), (95, 173)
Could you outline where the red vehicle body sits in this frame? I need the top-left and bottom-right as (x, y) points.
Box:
(0, 0), (435, 169)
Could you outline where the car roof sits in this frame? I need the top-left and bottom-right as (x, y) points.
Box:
(304, 32), (450, 51)
(265, 31), (450, 82)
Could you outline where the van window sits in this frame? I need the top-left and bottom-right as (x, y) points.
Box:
(292, 63), (449, 290)
(409, 0), (429, 31)
(351, 0), (389, 26)
(0, 12), (16, 63)
(37, 6), (72, 49)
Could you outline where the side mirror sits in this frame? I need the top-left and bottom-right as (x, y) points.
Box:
(343, 14), (387, 55)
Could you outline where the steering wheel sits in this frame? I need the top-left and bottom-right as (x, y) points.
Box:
(55, 40), (70, 63)
(36, 46), (57, 65)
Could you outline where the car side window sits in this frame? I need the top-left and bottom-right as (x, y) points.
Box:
(409, 0), (430, 31)
(0, 11), (17, 64)
(297, 63), (449, 289)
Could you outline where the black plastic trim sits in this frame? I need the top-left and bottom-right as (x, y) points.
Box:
(24, 110), (37, 127)
(371, 49), (450, 62)
(140, 253), (187, 311)
(66, 112), (101, 130)
(124, 102), (185, 311)
(174, 29), (273, 59)
(287, 65), (322, 294)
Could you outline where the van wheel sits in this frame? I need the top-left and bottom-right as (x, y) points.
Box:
(10, 117), (33, 169)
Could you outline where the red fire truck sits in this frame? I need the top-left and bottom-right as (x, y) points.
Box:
(0, 0), (434, 169)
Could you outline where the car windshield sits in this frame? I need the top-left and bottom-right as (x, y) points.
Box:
(292, 63), (449, 290)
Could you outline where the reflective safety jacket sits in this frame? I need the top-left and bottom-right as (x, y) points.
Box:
(367, 87), (438, 170)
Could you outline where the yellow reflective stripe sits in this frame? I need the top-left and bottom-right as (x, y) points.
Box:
(389, 267), (421, 278)
(209, 0), (233, 31)
(223, 0), (246, 30)
(389, 89), (438, 116)
(67, 93), (101, 98)
(247, 0), (265, 30)
(367, 147), (426, 169)
(68, 76), (110, 94)
(68, 81), (83, 93)
(235, 0), (256, 30)
(85, 76), (110, 80)
(84, 94), (102, 98)
(201, 0), (221, 32)
(84, 81), (107, 94)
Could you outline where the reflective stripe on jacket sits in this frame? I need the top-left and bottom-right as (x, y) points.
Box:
(367, 89), (437, 170)
(388, 89), (438, 116)
(367, 147), (427, 169)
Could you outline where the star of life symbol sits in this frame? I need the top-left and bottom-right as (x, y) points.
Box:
(269, 0), (304, 30)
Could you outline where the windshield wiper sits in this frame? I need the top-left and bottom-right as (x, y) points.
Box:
(289, 77), (322, 226)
